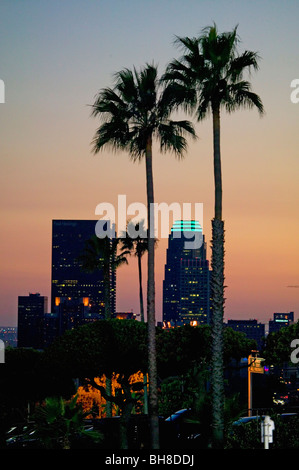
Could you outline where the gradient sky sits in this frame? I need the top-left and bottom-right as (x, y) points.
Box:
(0, 0), (298, 326)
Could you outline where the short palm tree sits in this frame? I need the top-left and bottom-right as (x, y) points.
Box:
(163, 24), (264, 447)
(32, 395), (103, 449)
(90, 64), (196, 448)
(120, 219), (157, 323)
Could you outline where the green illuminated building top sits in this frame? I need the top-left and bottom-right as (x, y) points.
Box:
(163, 221), (212, 326)
(171, 220), (202, 232)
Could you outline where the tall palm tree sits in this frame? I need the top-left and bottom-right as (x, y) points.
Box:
(163, 24), (264, 447)
(78, 234), (130, 418)
(90, 64), (196, 448)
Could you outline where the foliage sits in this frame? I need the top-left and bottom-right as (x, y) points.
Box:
(45, 319), (148, 381)
(225, 414), (299, 449)
(263, 321), (299, 365)
(156, 324), (211, 380)
(223, 327), (256, 364)
(0, 347), (74, 409)
(156, 324), (255, 379)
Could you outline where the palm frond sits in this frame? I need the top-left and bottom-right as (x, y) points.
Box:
(164, 23), (263, 120)
(91, 63), (196, 159)
(228, 50), (261, 82)
(225, 81), (264, 115)
(158, 122), (189, 158)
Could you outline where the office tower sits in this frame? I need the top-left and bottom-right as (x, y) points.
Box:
(268, 312), (294, 334)
(51, 220), (116, 317)
(18, 293), (48, 348)
(226, 319), (266, 351)
(53, 296), (94, 335)
(42, 312), (59, 349)
(163, 220), (212, 325)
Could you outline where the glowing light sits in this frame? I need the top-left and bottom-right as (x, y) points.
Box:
(171, 220), (202, 232)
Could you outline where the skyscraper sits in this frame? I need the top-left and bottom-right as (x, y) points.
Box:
(18, 293), (48, 348)
(51, 220), (116, 317)
(163, 221), (212, 326)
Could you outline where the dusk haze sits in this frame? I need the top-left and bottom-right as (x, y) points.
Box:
(0, 0), (298, 330)
(1, 0), (299, 454)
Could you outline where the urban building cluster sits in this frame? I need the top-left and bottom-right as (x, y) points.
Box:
(3, 219), (294, 352)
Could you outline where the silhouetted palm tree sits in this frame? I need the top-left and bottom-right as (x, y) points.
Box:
(90, 64), (196, 448)
(120, 219), (158, 323)
(32, 395), (103, 449)
(163, 24), (264, 447)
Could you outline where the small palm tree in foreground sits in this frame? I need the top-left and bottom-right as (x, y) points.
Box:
(32, 395), (103, 449)
(163, 24), (264, 447)
(90, 64), (196, 448)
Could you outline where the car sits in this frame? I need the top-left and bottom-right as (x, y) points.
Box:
(6, 423), (41, 448)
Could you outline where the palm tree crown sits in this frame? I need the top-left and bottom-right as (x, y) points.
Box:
(91, 63), (196, 160)
(163, 24), (264, 123)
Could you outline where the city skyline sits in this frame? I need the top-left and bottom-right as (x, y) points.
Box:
(1, 1), (299, 326)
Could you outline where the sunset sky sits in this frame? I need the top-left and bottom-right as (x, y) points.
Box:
(0, 0), (298, 327)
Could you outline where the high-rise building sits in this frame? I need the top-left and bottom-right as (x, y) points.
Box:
(51, 220), (116, 317)
(163, 220), (212, 326)
(53, 296), (95, 335)
(18, 293), (48, 349)
(268, 312), (294, 334)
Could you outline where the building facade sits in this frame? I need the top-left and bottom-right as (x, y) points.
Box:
(268, 311), (294, 334)
(51, 220), (116, 318)
(17, 293), (48, 349)
(163, 220), (212, 326)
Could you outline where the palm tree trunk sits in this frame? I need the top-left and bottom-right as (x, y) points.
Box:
(138, 251), (149, 415)
(213, 106), (222, 220)
(145, 136), (159, 449)
(211, 105), (225, 448)
(119, 378), (135, 449)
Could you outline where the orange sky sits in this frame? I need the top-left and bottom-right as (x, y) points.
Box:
(0, 1), (298, 326)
